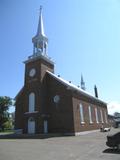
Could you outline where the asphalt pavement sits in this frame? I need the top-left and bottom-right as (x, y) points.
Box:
(0, 128), (120, 160)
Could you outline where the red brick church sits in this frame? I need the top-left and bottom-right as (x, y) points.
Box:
(15, 7), (108, 135)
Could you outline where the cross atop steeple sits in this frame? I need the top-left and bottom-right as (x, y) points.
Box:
(32, 6), (48, 57)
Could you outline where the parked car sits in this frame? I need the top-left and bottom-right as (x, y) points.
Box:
(104, 128), (111, 132)
(106, 132), (120, 150)
(100, 127), (110, 132)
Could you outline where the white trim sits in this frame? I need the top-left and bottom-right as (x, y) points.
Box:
(46, 70), (107, 105)
(24, 111), (38, 114)
(89, 122), (94, 124)
(81, 122), (85, 124)
(24, 54), (54, 65)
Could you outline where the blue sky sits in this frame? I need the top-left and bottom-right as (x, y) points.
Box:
(0, 0), (120, 114)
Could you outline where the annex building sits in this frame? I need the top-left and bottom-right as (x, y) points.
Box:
(15, 7), (109, 135)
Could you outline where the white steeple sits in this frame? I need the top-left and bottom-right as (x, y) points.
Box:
(36, 6), (45, 37)
(32, 6), (48, 57)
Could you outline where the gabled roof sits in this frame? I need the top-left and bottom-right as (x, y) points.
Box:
(47, 70), (107, 105)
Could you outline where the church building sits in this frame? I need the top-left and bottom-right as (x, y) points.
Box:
(15, 7), (108, 135)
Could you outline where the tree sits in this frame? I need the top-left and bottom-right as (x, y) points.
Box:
(0, 96), (12, 131)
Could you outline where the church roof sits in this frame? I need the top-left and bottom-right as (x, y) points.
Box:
(15, 70), (107, 106)
(47, 71), (107, 105)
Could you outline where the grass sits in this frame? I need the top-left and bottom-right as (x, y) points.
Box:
(0, 129), (14, 134)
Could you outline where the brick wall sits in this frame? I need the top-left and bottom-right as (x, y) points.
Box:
(72, 96), (108, 133)
(45, 74), (75, 133)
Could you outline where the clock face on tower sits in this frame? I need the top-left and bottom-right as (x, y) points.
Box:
(29, 68), (36, 77)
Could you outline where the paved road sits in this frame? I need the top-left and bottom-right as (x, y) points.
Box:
(0, 128), (120, 160)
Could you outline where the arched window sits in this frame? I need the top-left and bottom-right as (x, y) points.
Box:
(29, 92), (35, 112)
(104, 111), (108, 123)
(95, 108), (99, 123)
(88, 106), (93, 124)
(79, 104), (85, 124)
(100, 109), (104, 123)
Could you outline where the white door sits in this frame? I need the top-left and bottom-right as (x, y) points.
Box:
(28, 119), (35, 134)
(44, 120), (48, 134)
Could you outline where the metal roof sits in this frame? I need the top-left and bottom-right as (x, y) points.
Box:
(47, 70), (107, 105)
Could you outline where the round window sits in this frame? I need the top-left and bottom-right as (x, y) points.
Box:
(53, 95), (60, 103)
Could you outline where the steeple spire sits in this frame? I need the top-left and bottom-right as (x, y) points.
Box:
(36, 6), (45, 37)
(81, 74), (85, 90)
(32, 6), (48, 57)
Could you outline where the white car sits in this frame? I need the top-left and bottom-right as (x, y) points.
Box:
(100, 127), (110, 132)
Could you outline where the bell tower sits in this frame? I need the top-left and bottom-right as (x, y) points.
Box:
(32, 6), (48, 56)
(24, 6), (54, 85)
(22, 7), (54, 133)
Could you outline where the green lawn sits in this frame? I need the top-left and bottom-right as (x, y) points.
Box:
(0, 130), (14, 134)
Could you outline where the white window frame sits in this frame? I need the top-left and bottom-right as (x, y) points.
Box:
(88, 106), (93, 124)
(104, 111), (108, 123)
(29, 92), (35, 112)
(100, 110), (104, 123)
(79, 104), (85, 124)
(95, 108), (99, 123)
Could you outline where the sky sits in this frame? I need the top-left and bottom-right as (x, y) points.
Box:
(0, 0), (120, 115)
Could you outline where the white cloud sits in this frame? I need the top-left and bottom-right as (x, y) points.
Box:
(107, 101), (120, 115)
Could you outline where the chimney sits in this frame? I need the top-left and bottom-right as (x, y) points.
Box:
(94, 85), (98, 98)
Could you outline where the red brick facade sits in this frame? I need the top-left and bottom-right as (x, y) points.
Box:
(15, 54), (108, 135)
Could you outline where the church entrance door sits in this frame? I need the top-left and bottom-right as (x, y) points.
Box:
(28, 117), (35, 134)
(44, 120), (48, 134)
